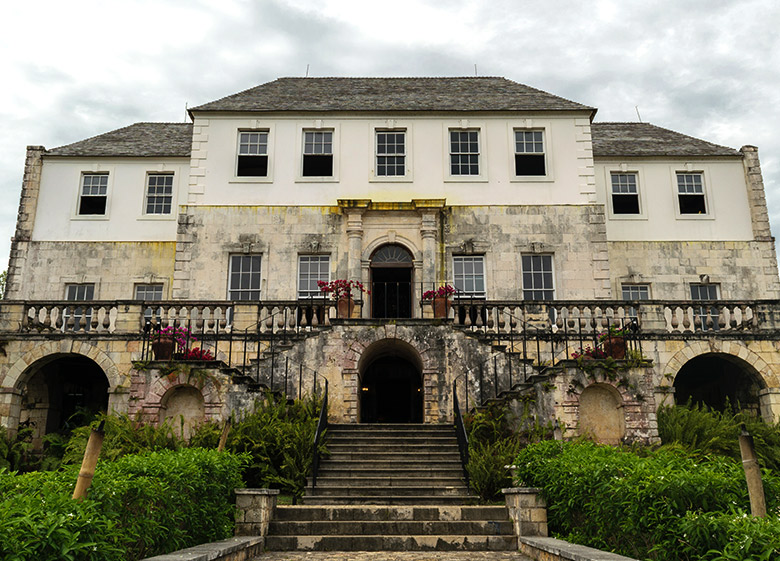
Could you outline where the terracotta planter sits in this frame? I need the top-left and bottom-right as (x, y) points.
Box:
(151, 337), (175, 360)
(601, 336), (627, 359)
(433, 298), (451, 319)
(337, 297), (355, 319)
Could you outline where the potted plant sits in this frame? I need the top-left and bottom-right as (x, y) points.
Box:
(317, 279), (370, 318)
(149, 325), (195, 361)
(571, 346), (608, 360)
(422, 284), (457, 318)
(598, 325), (629, 359)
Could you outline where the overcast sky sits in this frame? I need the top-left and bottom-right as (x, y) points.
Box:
(1, 0), (779, 278)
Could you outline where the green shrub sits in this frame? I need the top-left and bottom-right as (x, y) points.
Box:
(515, 440), (780, 560)
(0, 448), (245, 561)
(467, 438), (520, 501)
(658, 403), (780, 472)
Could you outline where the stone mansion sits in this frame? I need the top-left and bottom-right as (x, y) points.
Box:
(2, 77), (780, 447)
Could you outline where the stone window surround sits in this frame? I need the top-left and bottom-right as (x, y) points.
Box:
(72, 168), (113, 221)
(521, 253), (555, 301)
(297, 124), (339, 183)
(603, 164), (647, 221)
(369, 121), (414, 183)
(443, 121), (488, 183)
(508, 119), (555, 183)
(671, 165), (714, 220)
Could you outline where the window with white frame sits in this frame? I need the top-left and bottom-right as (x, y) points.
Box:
(522, 255), (554, 300)
(376, 131), (406, 176)
(514, 130), (546, 175)
(135, 283), (164, 323)
(621, 283), (650, 320)
(78, 173), (109, 215)
(145, 174), (174, 214)
(449, 130), (480, 176)
(302, 131), (333, 177)
(453, 255), (485, 298)
(65, 283), (95, 330)
(298, 255), (330, 299)
(237, 131), (269, 176)
(691, 283), (720, 331)
(228, 255), (262, 301)
(611, 173), (640, 215)
(677, 172), (706, 214)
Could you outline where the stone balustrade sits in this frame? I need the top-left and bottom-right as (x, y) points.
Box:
(4, 298), (778, 336)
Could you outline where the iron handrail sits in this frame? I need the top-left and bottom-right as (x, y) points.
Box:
(311, 376), (328, 488)
(453, 379), (470, 489)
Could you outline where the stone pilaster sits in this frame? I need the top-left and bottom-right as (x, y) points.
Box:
(741, 146), (773, 241)
(346, 210), (365, 282)
(5, 146), (45, 300)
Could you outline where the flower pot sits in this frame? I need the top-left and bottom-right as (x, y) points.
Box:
(337, 297), (355, 319)
(601, 337), (627, 359)
(433, 298), (451, 319)
(151, 337), (175, 360)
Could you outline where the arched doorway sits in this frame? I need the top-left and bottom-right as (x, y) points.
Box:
(674, 353), (764, 414)
(370, 244), (413, 318)
(578, 384), (625, 445)
(358, 339), (424, 423)
(19, 354), (109, 449)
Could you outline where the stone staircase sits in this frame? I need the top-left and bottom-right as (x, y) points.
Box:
(264, 423), (517, 551)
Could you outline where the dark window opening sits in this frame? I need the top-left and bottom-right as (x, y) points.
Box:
(78, 196), (106, 215)
(237, 155), (268, 177)
(612, 194), (640, 214)
(303, 155), (333, 177)
(679, 194), (706, 214)
(515, 154), (546, 175)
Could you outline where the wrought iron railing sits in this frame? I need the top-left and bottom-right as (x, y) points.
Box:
(311, 375), (329, 489)
(453, 379), (470, 489)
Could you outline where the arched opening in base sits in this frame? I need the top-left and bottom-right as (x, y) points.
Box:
(578, 383), (625, 445)
(159, 385), (205, 439)
(19, 354), (109, 448)
(360, 356), (423, 423)
(674, 353), (764, 414)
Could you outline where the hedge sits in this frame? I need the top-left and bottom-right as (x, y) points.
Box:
(0, 448), (245, 561)
(515, 440), (779, 561)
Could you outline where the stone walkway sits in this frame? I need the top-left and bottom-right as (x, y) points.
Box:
(256, 552), (533, 560)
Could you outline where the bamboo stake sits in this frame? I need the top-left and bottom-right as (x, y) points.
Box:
(72, 420), (105, 501)
(739, 424), (767, 517)
(217, 419), (231, 452)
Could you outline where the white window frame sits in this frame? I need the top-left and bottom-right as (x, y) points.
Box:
(236, 130), (270, 178)
(298, 255), (330, 299)
(522, 254), (555, 301)
(448, 129), (481, 177)
(603, 166), (647, 220)
(228, 254), (262, 301)
(230, 123), (275, 183)
(672, 168), (713, 220)
(144, 173), (175, 215)
(610, 172), (642, 216)
(135, 283), (165, 323)
(444, 123), (487, 182)
(513, 129), (547, 177)
(75, 172), (111, 218)
(453, 255), (486, 299)
(508, 122), (554, 182)
(374, 129), (407, 178)
(297, 126), (339, 182)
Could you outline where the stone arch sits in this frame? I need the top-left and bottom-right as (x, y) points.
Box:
(357, 338), (424, 423)
(159, 384), (206, 439)
(577, 383), (626, 445)
(139, 368), (224, 426)
(663, 341), (778, 389)
(362, 235), (421, 263)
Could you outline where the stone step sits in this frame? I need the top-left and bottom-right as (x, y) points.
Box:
(329, 424), (453, 431)
(274, 505), (509, 521)
(264, 534), (517, 551)
(302, 495), (477, 506)
(325, 452), (461, 462)
(307, 485), (469, 497)
(311, 477), (466, 488)
(269, 520), (514, 536)
(319, 459), (463, 470)
(328, 435), (457, 445)
(327, 443), (460, 453)
(317, 467), (465, 478)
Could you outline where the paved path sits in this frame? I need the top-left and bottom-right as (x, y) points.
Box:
(256, 553), (533, 560)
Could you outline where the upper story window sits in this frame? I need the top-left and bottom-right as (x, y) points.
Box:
(298, 255), (330, 299)
(690, 283), (718, 301)
(303, 131), (333, 177)
(65, 283), (95, 331)
(135, 283), (164, 322)
(237, 131), (269, 177)
(449, 130), (480, 176)
(611, 173), (640, 215)
(522, 255), (554, 300)
(376, 131), (406, 176)
(691, 282), (720, 331)
(145, 174), (174, 215)
(677, 172), (706, 214)
(78, 173), (108, 215)
(453, 255), (485, 298)
(228, 255), (261, 301)
(514, 130), (545, 175)
(621, 284), (650, 301)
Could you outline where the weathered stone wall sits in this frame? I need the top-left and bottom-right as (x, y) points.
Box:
(6, 241), (176, 300)
(608, 240), (780, 300)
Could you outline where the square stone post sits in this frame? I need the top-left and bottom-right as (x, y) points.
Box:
(235, 488), (279, 537)
(503, 487), (548, 537)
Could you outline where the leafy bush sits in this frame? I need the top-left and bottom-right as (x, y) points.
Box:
(0, 448), (245, 561)
(515, 440), (780, 560)
(658, 403), (780, 471)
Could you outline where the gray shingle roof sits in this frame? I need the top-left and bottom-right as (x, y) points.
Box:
(46, 123), (193, 157)
(191, 77), (595, 113)
(592, 122), (741, 158)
